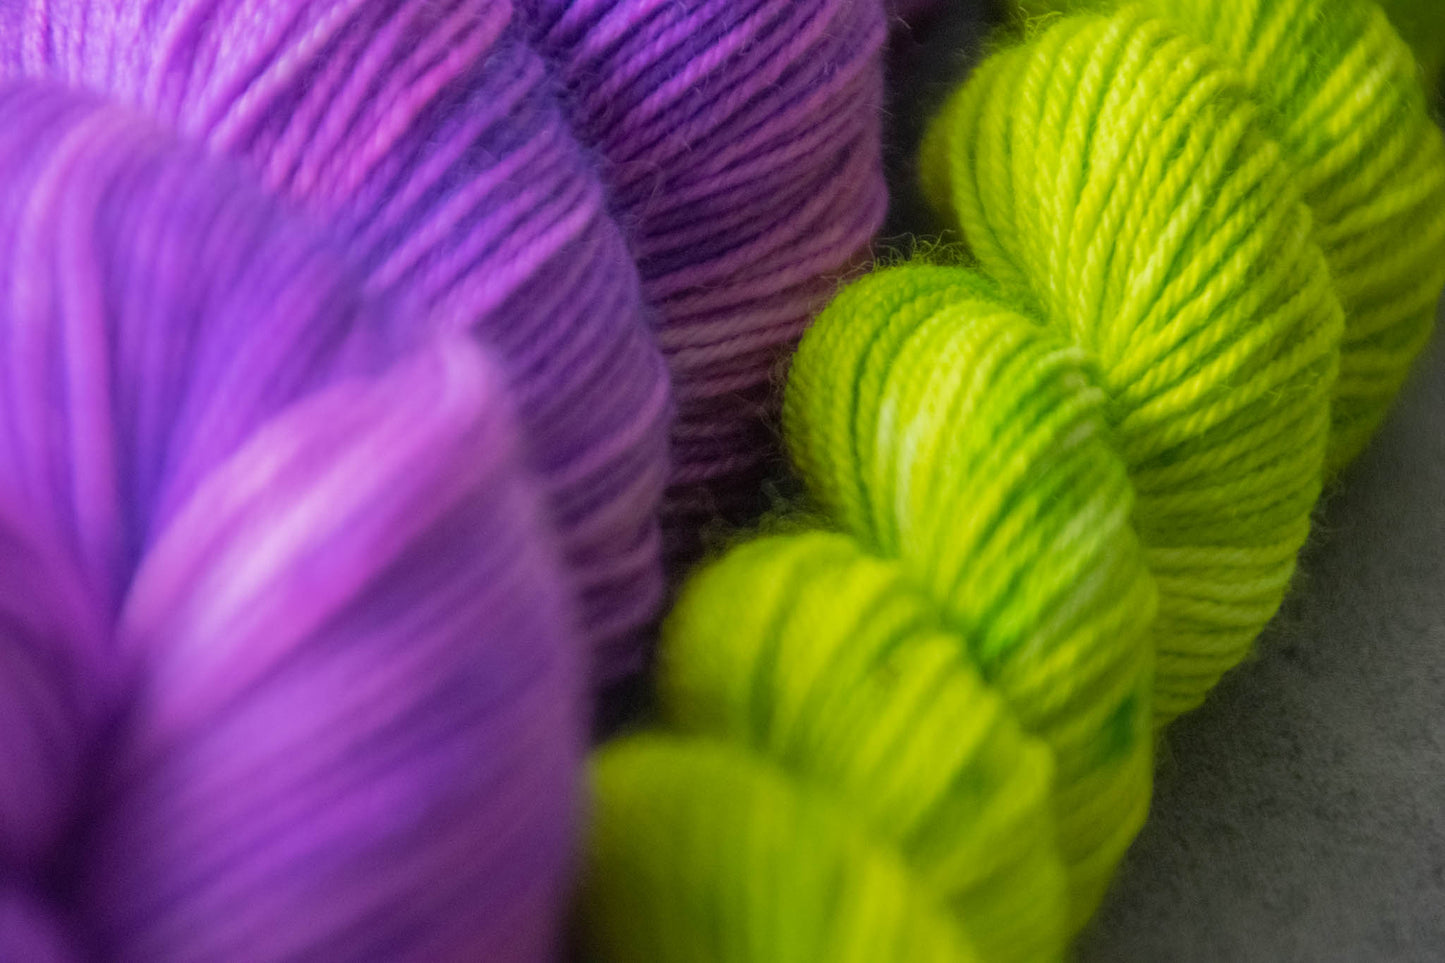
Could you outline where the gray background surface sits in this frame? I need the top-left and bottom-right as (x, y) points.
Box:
(1076, 311), (1445, 963)
(886, 5), (1445, 959)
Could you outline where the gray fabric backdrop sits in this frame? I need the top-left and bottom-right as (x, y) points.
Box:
(886, 6), (1445, 959)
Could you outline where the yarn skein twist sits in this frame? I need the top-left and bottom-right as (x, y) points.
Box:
(0, 0), (889, 680)
(1021, 0), (1445, 94)
(0, 83), (582, 961)
(580, 2), (1445, 960)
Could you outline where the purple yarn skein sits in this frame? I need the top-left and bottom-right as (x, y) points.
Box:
(520, 0), (889, 548)
(0, 84), (582, 961)
(0, 0), (891, 955)
(0, 0), (890, 678)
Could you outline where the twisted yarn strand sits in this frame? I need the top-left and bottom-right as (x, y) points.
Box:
(0, 83), (583, 961)
(2, 0), (889, 679)
(582, 1), (1445, 959)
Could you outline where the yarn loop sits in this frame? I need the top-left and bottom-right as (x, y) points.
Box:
(583, 1), (1445, 958)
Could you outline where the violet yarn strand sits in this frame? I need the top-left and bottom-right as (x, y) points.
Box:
(0, 82), (582, 961)
(0, 0), (671, 675)
(1, 0), (891, 677)
(519, 0), (888, 524)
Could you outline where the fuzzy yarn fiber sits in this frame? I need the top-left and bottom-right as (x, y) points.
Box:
(0, 85), (582, 962)
(582, 1), (1445, 960)
(0, 0), (888, 679)
(0, 0), (890, 959)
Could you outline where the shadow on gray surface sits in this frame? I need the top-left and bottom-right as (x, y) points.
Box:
(1077, 306), (1445, 963)
(882, 8), (1445, 957)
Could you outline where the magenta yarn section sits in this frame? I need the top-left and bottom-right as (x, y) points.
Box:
(0, 0), (674, 673)
(1, 0), (890, 677)
(0, 83), (582, 962)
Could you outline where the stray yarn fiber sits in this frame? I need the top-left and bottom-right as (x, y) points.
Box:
(580, 1), (1445, 960)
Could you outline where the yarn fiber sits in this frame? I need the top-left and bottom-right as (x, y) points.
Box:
(582, 1), (1445, 959)
(1376, 0), (1445, 92)
(0, 83), (582, 961)
(1, 0), (889, 678)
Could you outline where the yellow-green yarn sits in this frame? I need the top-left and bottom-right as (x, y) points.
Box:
(1376, 0), (1445, 92)
(1018, 0), (1445, 90)
(591, 533), (1069, 962)
(995, 0), (1445, 474)
(582, 2), (1445, 961)
(585, 737), (980, 963)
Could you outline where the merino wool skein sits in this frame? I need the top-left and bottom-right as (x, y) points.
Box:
(581, 1), (1445, 959)
(0, 82), (582, 961)
(0, 0), (890, 678)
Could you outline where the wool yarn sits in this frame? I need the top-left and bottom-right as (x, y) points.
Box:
(0, 83), (581, 961)
(518, 1), (889, 545)
(1376, 0), (1445, 92)
(581, 1), (1445, 959)
(0, 0), (889, 679)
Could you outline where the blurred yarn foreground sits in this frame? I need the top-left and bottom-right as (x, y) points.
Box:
(0, 1), (889, 960)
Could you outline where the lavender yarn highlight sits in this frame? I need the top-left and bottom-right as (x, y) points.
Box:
(2, 0), (891, 676)
(0, 0), (672, 673)
(0, 0), (894, 954)
(0, 83), (582, 961)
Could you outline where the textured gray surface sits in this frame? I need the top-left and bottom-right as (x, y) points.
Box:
(886, 7), (1445, 960)
(1076, 310), (1445, 963)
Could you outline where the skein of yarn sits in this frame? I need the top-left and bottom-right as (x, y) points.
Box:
(0, 0), (890, 680)
(0, 1), (896, 958)
(517, 0), (890, 559)
(0, 83), (581, 961)
(580, 0), (1445, 959)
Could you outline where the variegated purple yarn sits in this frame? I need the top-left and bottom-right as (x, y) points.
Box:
(518, 1), (888, 537)
(0, 1), (890, 955)
(1, 0), (890, 678)
(0, 83), (581, 961)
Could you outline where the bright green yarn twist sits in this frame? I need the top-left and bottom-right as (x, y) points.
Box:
(1376, 0), (1445, 93)
(582, 2), (1445, 961)
(1018, 0), (1445, 93)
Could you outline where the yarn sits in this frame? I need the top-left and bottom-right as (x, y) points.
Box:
(1376, 0), (1445, 92)
(581, 1), (1445, 959)
(0, 82), (581, 961)
(1, 0), (889, 678)
(1022, 0), (1445, 94)
(517, 0), (890, 572)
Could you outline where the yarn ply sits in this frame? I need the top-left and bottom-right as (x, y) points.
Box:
(0, 84), (581, 961)
(581, 1), (1445, 959)
(0, 0), (890, 957)
(1, 0), (888, 677)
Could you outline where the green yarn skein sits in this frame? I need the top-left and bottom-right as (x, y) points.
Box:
(582, 2), (1445, 961)
(1019, 0), (1445, 96)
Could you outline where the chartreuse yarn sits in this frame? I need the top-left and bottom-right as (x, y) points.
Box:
(1018, 0), (1444, 92)
(582, 1), (1445, 961)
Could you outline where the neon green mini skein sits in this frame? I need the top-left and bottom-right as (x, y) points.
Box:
(582, 2), (1445, 960)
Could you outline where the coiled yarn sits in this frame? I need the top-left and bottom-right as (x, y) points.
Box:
(582, 1), (1445, 959)
(0, 0), (890, 957)
(0, 85), (581, 961)
(1, 0), (888, 678)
